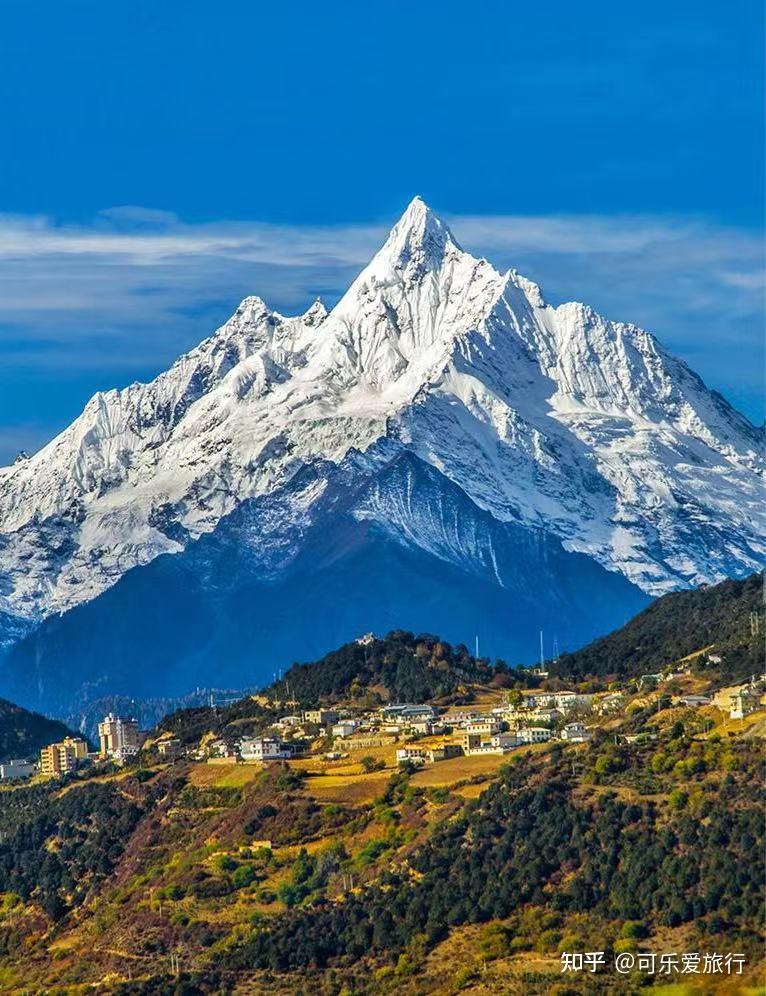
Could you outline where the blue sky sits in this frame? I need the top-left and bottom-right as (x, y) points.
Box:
(0, 0), (763, 462)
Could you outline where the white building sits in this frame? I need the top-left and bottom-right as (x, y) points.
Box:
(518, 727), (552, 744)
(554, 692), (594, 711)
(526, 708), (562, 724)
(465, 743), (503, 755)
(560, 722), (591, 742)
(396, 747), (427, 765)
(407, 719), (437, 735)
(464, 718), (502, 737)
(729, 687), (761, 720)
(277, 715), (303, 728)
(491, 732), (523, 749)
(239, 737), (291, 761)
(332, 721), (358, 739)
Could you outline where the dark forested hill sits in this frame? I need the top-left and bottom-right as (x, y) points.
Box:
(550, 572), (764, 680)
(267, 630), (499, 706)
(0, 697), (81, 762)
(156, 631), (504, 744)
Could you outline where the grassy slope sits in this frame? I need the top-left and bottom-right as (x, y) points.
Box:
(0, 591), (763, 993)
(0, 674), (762, 994)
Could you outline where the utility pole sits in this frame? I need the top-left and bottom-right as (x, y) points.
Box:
(539, 630), (544, 669)
(475, 635), (479, 659)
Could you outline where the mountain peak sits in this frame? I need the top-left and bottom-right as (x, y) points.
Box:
(379, 196), (460, 271)
(0, 202), (763, 648)
(301, 298), (328, 326)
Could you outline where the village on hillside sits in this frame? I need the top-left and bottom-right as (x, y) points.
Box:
(2, 633), (765, 788)
(182, 667), (766, 772)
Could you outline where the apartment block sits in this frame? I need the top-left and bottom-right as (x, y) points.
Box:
(40, 737), (88, 778)
(98, 713), (140, 761)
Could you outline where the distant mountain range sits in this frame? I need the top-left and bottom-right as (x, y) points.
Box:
(0, 198), (762, 716)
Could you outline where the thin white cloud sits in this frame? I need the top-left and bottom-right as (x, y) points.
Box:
(0, 212), (386, 268)
(0, 205), (762, 465)
(0, 208), (761, 273)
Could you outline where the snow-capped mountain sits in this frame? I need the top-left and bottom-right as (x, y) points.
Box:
(0, 198), (763, 708)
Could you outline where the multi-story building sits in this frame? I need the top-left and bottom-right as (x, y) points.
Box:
(491, 732), (523, 749)
(729, 686), (762, 720)
(40, 737), (88, 777)
(460, 731), (484, 753)
(518, 726), (552, 744)
(206, 739), (237, 760)
(407, 719), (439, 736)
(523, 693), (556, 710)
(98, 714), (140, 761)
(461, 731), (522, 756)
(239, 737), (291, 761)
(525, 708), (562, 724)
(464, 718), (502, 737)
(303, 709), (339, 727)
(554, 692), (595, 711)
(396, 747), (428, 765)
(332, 720), (358, 738)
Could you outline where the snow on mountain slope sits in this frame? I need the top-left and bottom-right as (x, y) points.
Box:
(0, 197), (762, 641)
(3, 450), (650, 714)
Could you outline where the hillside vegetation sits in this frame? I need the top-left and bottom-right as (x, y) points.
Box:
(0, 698), (80, 763)
(0, 584), (763, 993)
(551, 572), (764, 680)
(0, 696), (762, 994)
(157, 631), (506, 745)
(268, 630), (497, 705)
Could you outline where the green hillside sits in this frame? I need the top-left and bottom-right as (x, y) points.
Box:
(0, 585), (763, 992)
(268, 629), (498, 704)
(551, 572), (764, 680)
